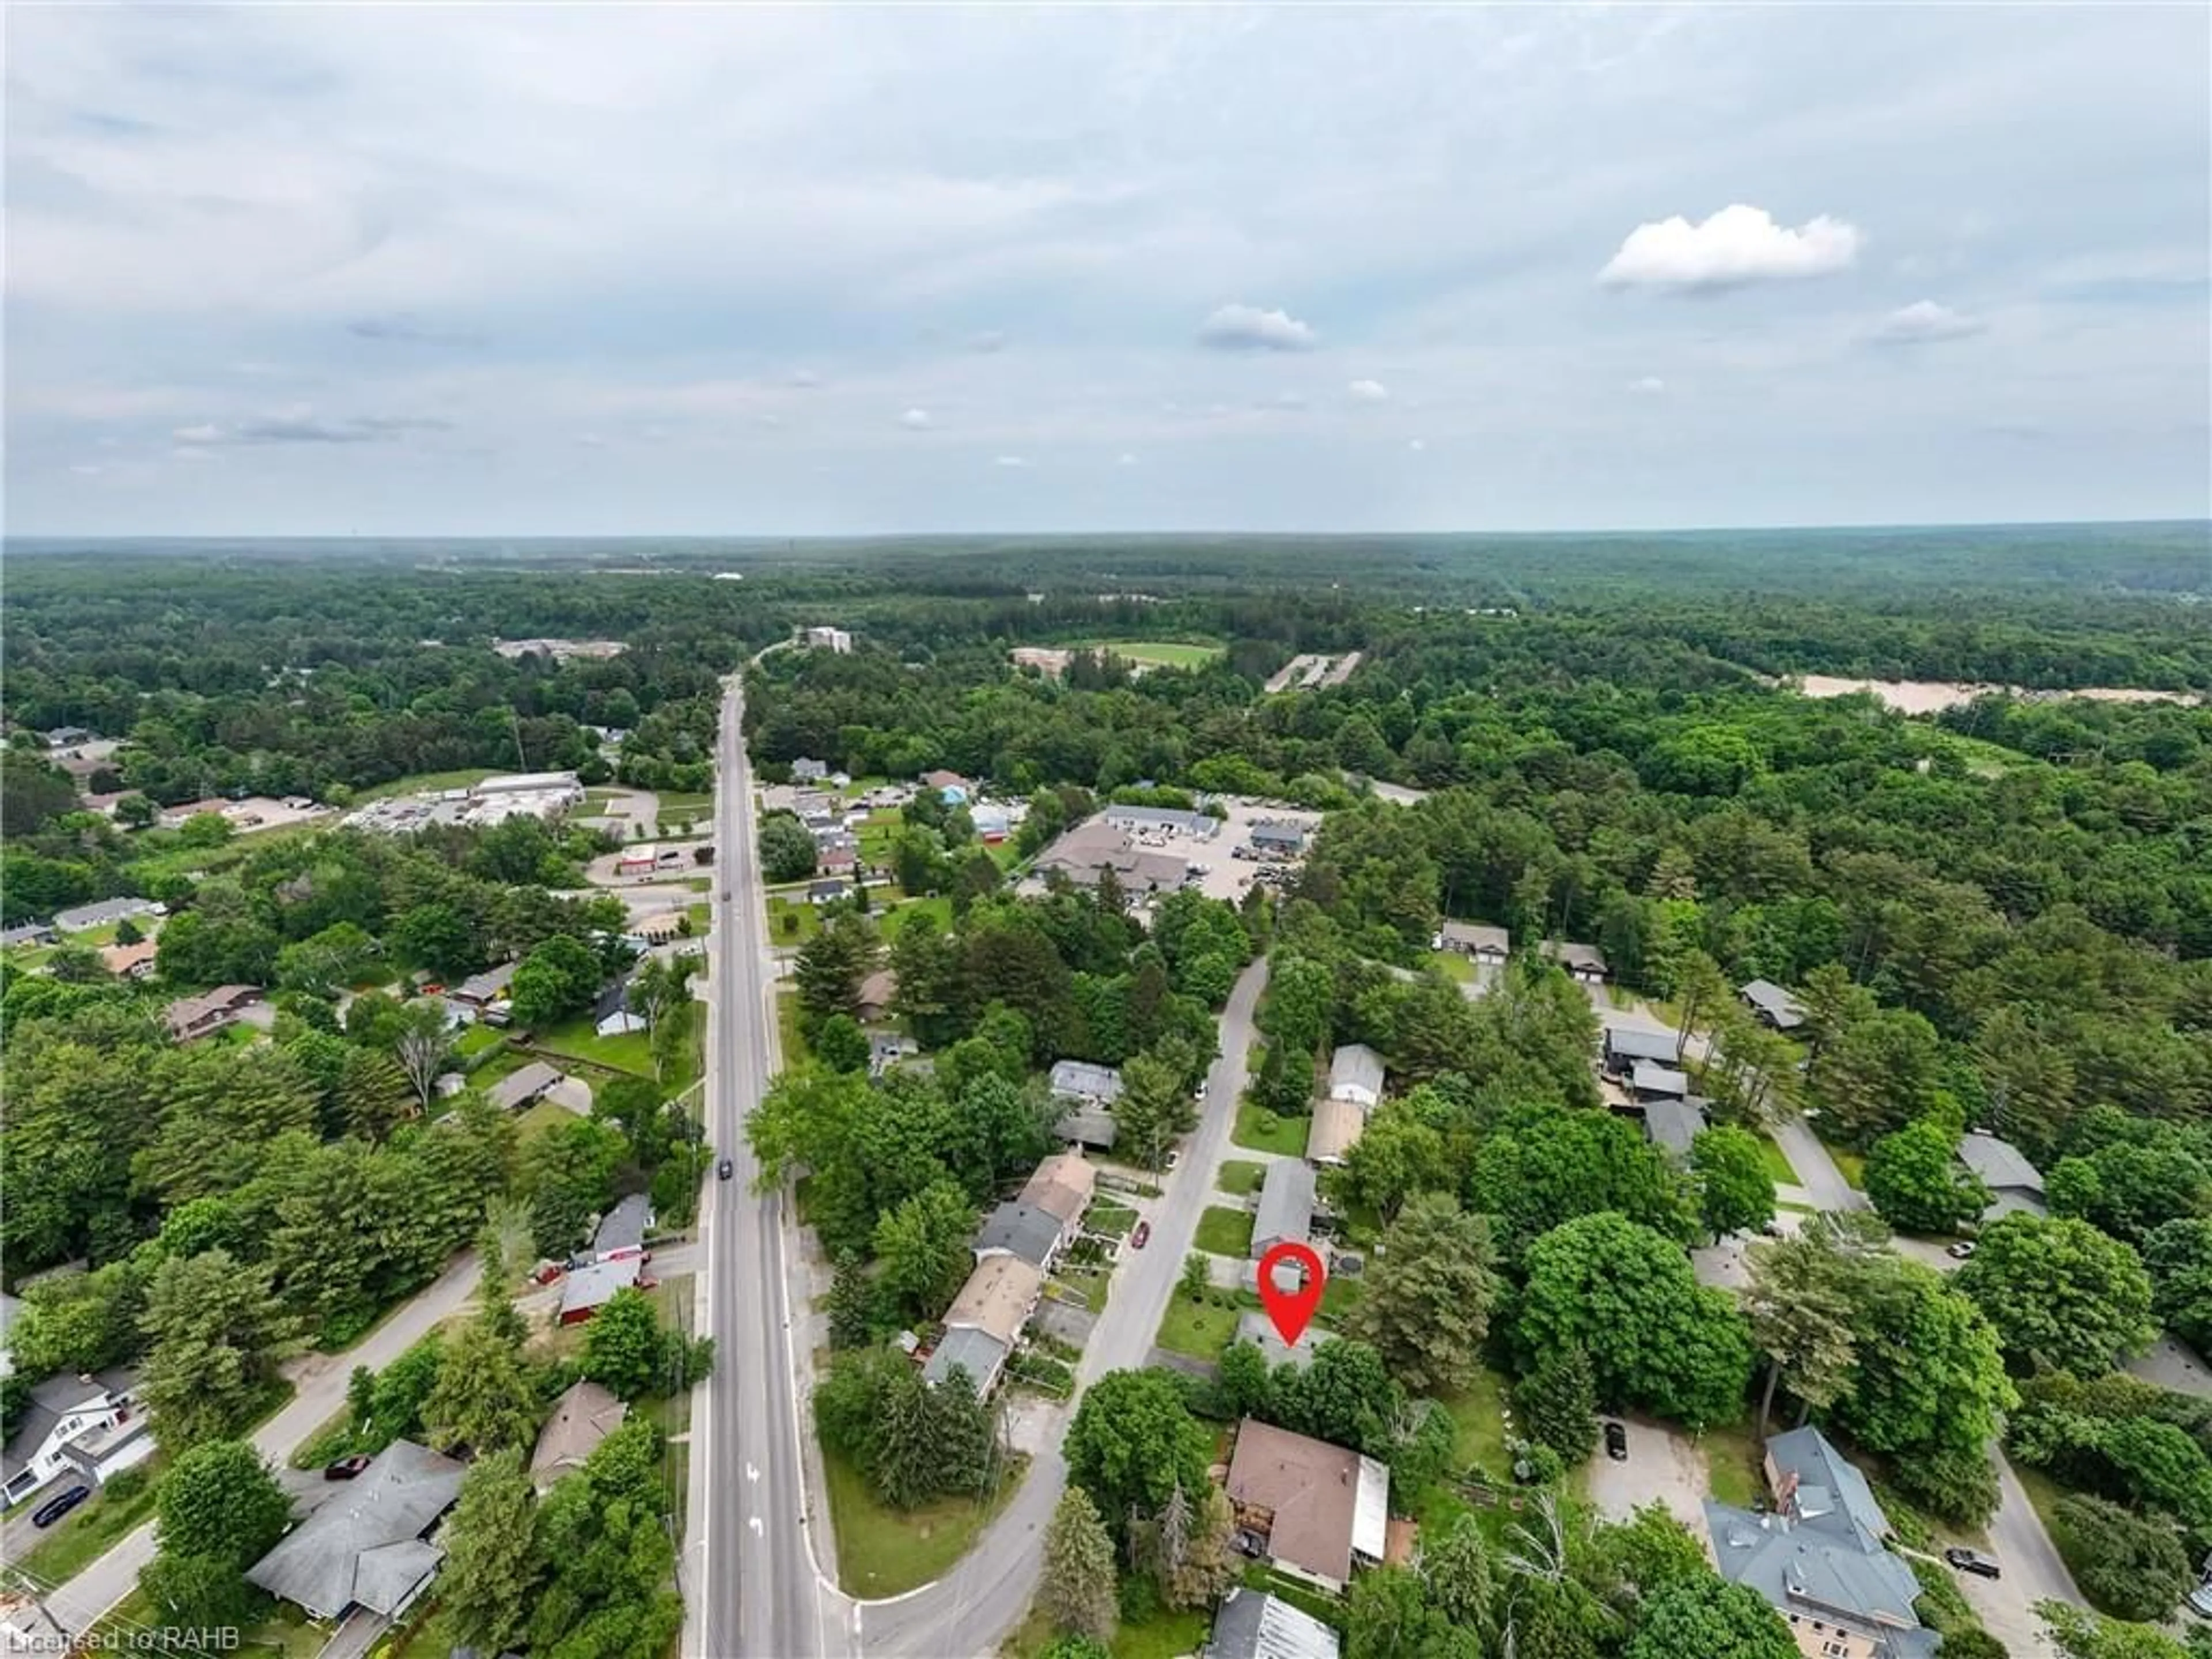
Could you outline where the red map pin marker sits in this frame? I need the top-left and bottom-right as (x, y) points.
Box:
(1256, 1241), (1327, 1347)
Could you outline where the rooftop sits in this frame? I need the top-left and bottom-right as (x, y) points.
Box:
(1641, 1097), (1709, 1158)
(974, 1201), (1063, 1269)
(921, 1325), (1007, 1392)
(1253, 1160), (1316, 1254)
(558, 1255), (643, 1319)
(1438, 920), (1510, 954)
(1630, 1060), (1690, 1099)
(246, 1440), (465, 1620)
(1740, 978), (1808, 1028)
(1048, 1058), (1124, 1104)
(1224, 1419), (1389, 1586)
(1305, 1097), (1368, 1165)
(593, 1194), (653, 1256)
(1019, 1151), (1097, 1224)
(1957, 1132), (2044, 1195)
(486, 1060), (564, 1112)
(529, 1380), (627, 1487)
(1207, 1588), (1341, 1659)
(1327, 1043), (1385, 1100)
(942, 1255), (1044, 1344)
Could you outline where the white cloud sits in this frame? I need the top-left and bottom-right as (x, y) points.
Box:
(899, 407), (933, 430)
(69, 463), (103, 476)
(786, 369), (824, 388)
(968, 331), (1007, 354)
(1869, 299), (1988, 344)
(1629, 376), (1666, 394)
(1260, 392), (1308, 411)
(1347, 378), (1389, 403)
(574, 432), (608, 448)
(1198, 302), (1317, 353)
(172, 423), (224, 445)
(1115, 453), (1139, 467)
(1600, 204), (1861, 291)
(992, 454), (1028, 468)
(1407, 437), (1426, 452)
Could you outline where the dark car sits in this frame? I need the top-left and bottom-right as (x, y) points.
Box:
(1131, 1221), (1152, 1249)
(1603, 1421), (1628, 1461)
(1944, 1547), (2001, 1580)
(32, 1485), (92, 1529)
(323, 1455), (374, 1481)
(718, 1157), (735, 1181)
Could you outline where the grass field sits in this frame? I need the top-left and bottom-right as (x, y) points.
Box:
(821, 1444), (1027, 1597)
(1087, 1203), (1138, 1238)
(767, 894), (821, 945)
(1002, 1600), (1209, 1659)
(1217, 1159), (1266, 1196)
(1440, 1365), (1514, 1482)
(1194, 1206), (1255, 1256)
(1232, 1101), (1309, 1158)
(1700, 1421), (1766, 1509)
(878, 895), (953, 941)
(1823, 1139), (1868, 1190)
(1156, 1293), (1240, 1361)
(454, 1022), (506, 1058)
(776, 992), (810, 1069)
(12, 1461), (165, 1585)
(1755, 1133), (1801, 1186)
(1077, 641), (1224, 669)
(532, 1013), (656, 1077)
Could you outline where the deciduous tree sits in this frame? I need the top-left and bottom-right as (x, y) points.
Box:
(1955, 1213), (2157, 1377)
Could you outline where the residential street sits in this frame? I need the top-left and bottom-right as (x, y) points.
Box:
(24, 1250), (483, 1637)
(853, 959), (1270, 1658)
(1956, 1452), (2082, 1656)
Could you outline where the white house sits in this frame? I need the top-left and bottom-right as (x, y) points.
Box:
(1, 1370), (151, 1505)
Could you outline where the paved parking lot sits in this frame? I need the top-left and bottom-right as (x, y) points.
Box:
(1581, 1414), (1714, 1537)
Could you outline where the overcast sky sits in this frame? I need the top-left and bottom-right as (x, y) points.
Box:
(6, 5), (2207, 536)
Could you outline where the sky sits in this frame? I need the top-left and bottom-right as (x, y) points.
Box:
(5, 4), (2209, 537)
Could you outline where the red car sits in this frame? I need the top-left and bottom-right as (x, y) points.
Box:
(1131, 1221), (1151, 1249)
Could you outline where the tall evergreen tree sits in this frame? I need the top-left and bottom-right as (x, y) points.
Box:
(1040, 1487), (1119, 1645)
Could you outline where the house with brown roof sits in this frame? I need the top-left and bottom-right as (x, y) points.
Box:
(923, 1253), (1044, 1395)
(163, 984), (263, 1043)
(1223, 1419), (1391, 1592)
(1435, 921), (1510, 965)
(1540, 939), (1610, 984)
(100, 940), (159, 980)
(857, 969), (898, 1024)
(529, 1380), (628, 1491)
(1305, 1097), (1368, 1167)
(1018, 1151), (1096, 1226)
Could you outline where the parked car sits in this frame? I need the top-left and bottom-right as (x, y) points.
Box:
(1947, 1241), (1978, 1259)
(1944, 1547), (2001, 1580)
(1131, 1221), (1152, 1249)
(324, 1455), (374, 1481)
(718, 1157), (735, 1181)
(1603, 1421), (1628, 1461)
(32, 1485), (92, 1528)
(2185, 1580), (2212, 1620)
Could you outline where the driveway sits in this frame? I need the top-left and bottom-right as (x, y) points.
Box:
(1934, 1452), (2077, 1656)
(2128, 1334), (2212, 1400)
(1770, 1113), (1868, 1215)
(1582, 1413), (1713, 1537)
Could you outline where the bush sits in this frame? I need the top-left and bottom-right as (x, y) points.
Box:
(2050, 1493), (2192, 1622)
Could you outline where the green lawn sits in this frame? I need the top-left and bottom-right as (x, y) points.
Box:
(1004, 1599), (1215, 1659)
(531, 1013), (655, 1077)
(1053, 1266), (1112, 1315)
(1755, 1134), (1801, 1186)
(767, 895), (821, 945)
(776, 992), (810, 1069)
(13, 1461), (165, 1585)
(1439, 1366), (1514, 1482)
(1217, 1159), (1266, 1196)
(515, 1097), (581, 1143)
(354, 767), (501, 803)
(1318, 1275), (1363, 1323)
(1155, 1293), (1240, 1361)
(1088, 1203), (1138, 1238)
(1194, 1206), (1255, 1256)
(1423, 949), (1476, 983)
(1823, 1139), (1868, 1191)
(1700, 1421), (1766, 1509)
(821, 1444), (1027, 1597)
(1232, 1101), (1309, 1158)
(1077, 640), (1224, 669)
(454, 1022), (506, 1058)
(878, 895), (952, 941)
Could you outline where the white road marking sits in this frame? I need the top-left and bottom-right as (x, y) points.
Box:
(750, 1515), (765, 1538)
(747, 1462), (760, 1483)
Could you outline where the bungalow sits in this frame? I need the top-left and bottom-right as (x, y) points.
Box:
(1957, 1132), (2048, 1220)
(1305, 1098), (1368, 1168)
(529, 1380), (628, 1493)
(1054, 1106), (1119, 1153)
(486, 1060), (565, 1113)
(808, 878), (850, 906)
(1629, 1060), (1691, 1102)
(791, 757), (830, 782)
(164, 983), (263, 1043)
(1540, 939), (1610, 985)
(100, 939), (160, 980)
(1206, 1588), (1340, 1659)
(592, 1194), (654, 1263)
(1253, 1160), (1316, 1258)
(1, 1370), (148, 1505)
(1224, 1419), (1391, 1593)
(42, 726), (94, 748)
(53, 896), (164, 933)
(857, 969), (898, 1024)
(1234, 1309), (1317, 1371)
(1048, 1059), (1124, 1107)
(596, 1009), (647, 1037)
(1640, 1097), (1709, 1161)
(450, 961), (518, 1012)
(1435, 921), (1510, 965)
(969, 802), (1013, 843)
(1327, 1044), (1385, 1109)
(1705, 1426), (1938, 1659)
(0, 922), (55, 949)
(558, 1256), (644, 1325)
(818, 844), (858, 875)
(246, 1440), (467, 1623)
(1602, 1025), (1683, 1078)
(1741, 979), (1809, 1032)
(923, 1255), (1043, 1395)
(921, 769), (970, 804)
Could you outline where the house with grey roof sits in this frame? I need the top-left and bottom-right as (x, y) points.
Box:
(2, 1370), (147, 1505)
(450, 960), (518, 1009)
(1629, 1060), (1690, 1101)
(1740, 979), (1809, 1032)
(1249, 821), (1308, 858)
(529, 1380), (627, 1492)
(558, 1256), (644, 1325)
(1641, 1097), (1709, 1161)
(974, 1201), (1067, 1271)
(1957, 1132), (2047, 1219)
(1436, 920), (1510, 964)
(247, 1440), (465, 1622)
(1252, 1160), (1316, 1259)
(0, 922), (55, 949)
(54, 897), (165, 934)
(486, 1060), (565, 1113)
(1704, 1426), (1938, 1659)
(1540, 938), (1609, 984)
(592, 1194), (654, 1262)
(1052, 1105), (1119, 1152)
(1234, 1309), (1316, 1371)
(1603, 1025), (1683, 1076)
(1326, 1044), (1385, 1109)
(921, 1325), (1008, 1395)
(1048, 1059), (1123, 1105)
(1205, 1587), (1341, 1659)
